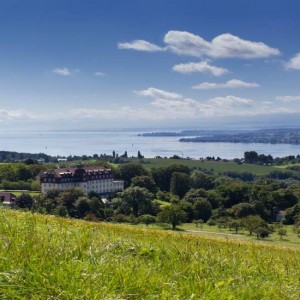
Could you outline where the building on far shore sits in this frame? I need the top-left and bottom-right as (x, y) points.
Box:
(39, 166), (124, 195)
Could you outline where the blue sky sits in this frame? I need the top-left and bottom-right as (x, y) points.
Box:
(1, 0), (300, 130)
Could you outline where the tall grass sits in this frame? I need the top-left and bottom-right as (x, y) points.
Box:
(0, 207), (299, 299)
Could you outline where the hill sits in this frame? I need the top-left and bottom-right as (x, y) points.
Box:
(0, 207), (299, 299)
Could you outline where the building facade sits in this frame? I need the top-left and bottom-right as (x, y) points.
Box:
(39, 166), (124, 195)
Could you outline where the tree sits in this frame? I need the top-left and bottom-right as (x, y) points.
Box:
(54, 205), (68, 217)
(58, 187), (85, 217)
(228, 219), (242, 234)
(178, 200), (194, 222)
(241, 215), (267, 236)
(230, 203), (255, 219)
(120, 151), (128, 158)
(192, 199), (212, 222)
(117, 163), (148, 188)
(113, 187), (154, 217)
(282, 203), (300, 224)
(170, 172), (191, 198)
(151, 165), (190, 192)
(75, 197), (91, 218)
(244, 151), (259, 164)
(15, 193), (33, 209)
(184, 188), (207, 203)
(24, 158), (37, 165)
(254, 227), (270, 239)
(89, 196), (105, 219)
(277, 228), (287, 240)
(216, 181), (250, 208)
(137, 151), (144, 159)
(190, 170), (215, 190)
(157, 205), (187, 230)
(131, 176), (158, 194)
(271, 189), (298, 210)
(138, 214), (156, 226)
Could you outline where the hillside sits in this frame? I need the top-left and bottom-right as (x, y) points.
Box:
(0, 208), (299, 299)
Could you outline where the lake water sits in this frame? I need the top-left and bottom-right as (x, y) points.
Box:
(0, 130), (300, 159)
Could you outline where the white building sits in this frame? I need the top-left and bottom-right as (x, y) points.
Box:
(39, 166), (124, 195)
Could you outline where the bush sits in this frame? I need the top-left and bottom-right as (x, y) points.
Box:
(207, 219), (216, 226)
(254, 227), (270, 239)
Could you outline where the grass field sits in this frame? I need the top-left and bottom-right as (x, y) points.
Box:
(0, 190), (41, 197)
(0, 207), (299, 299)
(117, 157), (287, 176)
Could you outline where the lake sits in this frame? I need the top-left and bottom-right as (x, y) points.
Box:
(1, 130), (300, 159)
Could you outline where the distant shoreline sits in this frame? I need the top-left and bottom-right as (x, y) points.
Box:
(139, 128), (300, 145)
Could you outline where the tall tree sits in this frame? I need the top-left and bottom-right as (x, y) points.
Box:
(113, 187), (154, 217)
(131, 175), (158, 194)
(193, 199), (212, 222)
(117, 163), (148, 188)
(170, 172), (191, 198)
(151, 165), (190, 192)
(157, 205), (187, 230)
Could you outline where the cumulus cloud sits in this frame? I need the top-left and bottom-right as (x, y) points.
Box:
(276, 95), (300, 103)
(118, 40), (165, 52)
(192, 79), (260, 90)
(119, 30), (280, 59)
(52, 67), (76, 76)
(285, 53), (300, 70)
(173, 61), (228, 76)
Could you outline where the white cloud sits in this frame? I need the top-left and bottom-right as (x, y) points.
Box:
(173, 61), (228, 76)
(52, 67), (74, 76)
(118, 40), (165, 52)
(208, 95), (254, 107)
(135, 87), (259, 117)
(134, 87), (182, 100)
(285, 53), (300, 70)
(0, 109), (37, 121)
(276, 95), (300, 103)
(119, 30), (280, 59)
(208, 33), (280, 58)
(94, 72), (106, 77)
(192, 79), (260, 90)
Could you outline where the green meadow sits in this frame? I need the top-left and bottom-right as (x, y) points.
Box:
(0, 207), (299, 299)
(116, 158), (286, 176)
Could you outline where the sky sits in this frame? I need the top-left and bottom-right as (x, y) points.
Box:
(1, 0), (300, 131)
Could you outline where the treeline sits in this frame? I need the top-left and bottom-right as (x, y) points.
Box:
(241, 151), (300, 166)
(0, 151), (52, 163)
(0, 163), (47, 190)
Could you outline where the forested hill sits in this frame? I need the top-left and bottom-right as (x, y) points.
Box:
(179, 128), (300, 144)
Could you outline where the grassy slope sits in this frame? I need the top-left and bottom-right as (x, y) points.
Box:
(0, 208), (299, 299)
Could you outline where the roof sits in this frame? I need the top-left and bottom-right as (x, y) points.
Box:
(40, 166), (112, 178)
